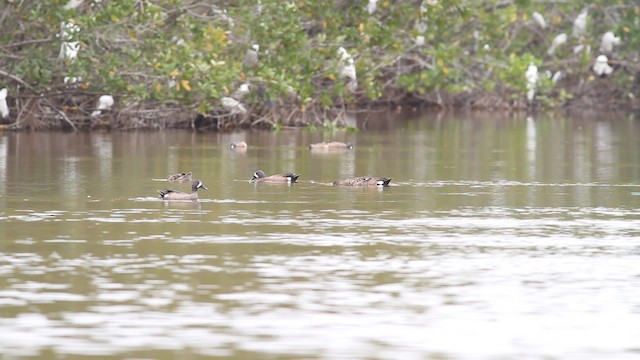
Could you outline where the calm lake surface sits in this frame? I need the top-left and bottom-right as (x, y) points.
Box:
(1, 111), (639, 359)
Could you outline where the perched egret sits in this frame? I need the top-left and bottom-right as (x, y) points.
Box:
(525, 63), (538, 102)
(91, 95), (114, 117)
(592, 55), (613, 77)
(63, 0), (83, 10)
(243, 44), (259, 68)
(232, 83), (251, 100)
(367, 0), (378, 15)
(337, 47), (358, 92)
(532, 12), (546, 29)
(600, 31), (621, 52)
(415, 35), (425, 47)
(551, 71), (563, 83)
(58, 21), (80, 61)
(0, 88), (9, 119)
(572, 10), (588, 38)
(547, 33), (567, 55)
(221, 97), (247, 115)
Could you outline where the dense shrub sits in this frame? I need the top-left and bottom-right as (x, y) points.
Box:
(0, 0), (637, 130)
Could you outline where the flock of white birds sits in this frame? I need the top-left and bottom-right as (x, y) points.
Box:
(526, 8), (621, 103)
(0, 2), (625, 122)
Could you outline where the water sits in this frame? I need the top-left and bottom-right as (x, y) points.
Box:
(0, 112), (639, 359)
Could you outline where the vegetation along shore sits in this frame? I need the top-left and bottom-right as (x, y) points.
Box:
(0, 0), (639, 131)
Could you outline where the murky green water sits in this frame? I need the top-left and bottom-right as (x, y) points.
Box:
(1, 112), (639, 359)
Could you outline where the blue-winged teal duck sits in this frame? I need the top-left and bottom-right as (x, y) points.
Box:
(251, 170), (300, 184)
(309, 141), (353, 150)
(230, 141), (248, 149)
(167, 172), (192, 183)
(158, 179), (208, 200)
(333, 176), (391, 187)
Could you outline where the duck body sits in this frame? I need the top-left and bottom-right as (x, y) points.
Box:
(251, 170), (300, 184)
(333, 176), (391, 187)
(158, 179), (208, 200)
(309, 141), (353, 150)
(167, 172), (192, 183)
(230, 141), (248, 149)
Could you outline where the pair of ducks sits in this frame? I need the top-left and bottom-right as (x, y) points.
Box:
(158, 170), (391, 200)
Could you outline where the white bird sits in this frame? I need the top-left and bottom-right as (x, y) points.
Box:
(600, 31), (621, 52)
(0, 88), (9, 119)
(59, 21), (81, 61)
(337, 47), (357, 92)
(592, 55), (613, 77)
(243, 44), (259, 68)
(415, 35), (425, 46)
(572, 10), (588, 38)
(525, 63), (538, 102)
(91, 95), (114, 117)
(63, 0), (83, 10)
(532, 12), (546, 29)
(367, 0), (378, 15)
(221, 97), (247, 115)
(231, 83), (251, 100)
(551, 71), (563, 83)
(547, 33), (567, 55)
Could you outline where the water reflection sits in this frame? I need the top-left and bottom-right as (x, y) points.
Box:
(0, 111), (639, 359)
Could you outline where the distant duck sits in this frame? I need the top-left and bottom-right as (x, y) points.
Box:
(230, 141), (248, 149)
(158, 179), (208, 200)
(251, 170), (300, 184)
(333, 176), (391, 187)
(309, 141), (353, 150)
(167, 172), (192, 183)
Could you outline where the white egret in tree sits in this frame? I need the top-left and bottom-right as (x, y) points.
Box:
(243, 44), (259, 68)
(59, 21), (80, 61)
(232, 83), (251, 99)
(91, 95), (114, 117)
(221, 97), (247, 115)
(337, 47), (357, 92)
(532, 12), (546, 29)
(0, 88), (9, 119)
(572, 10), (588, 38)
(551, 71), (563, 83)
(547, 33), (567, 55)
(600, 31), (621, 52)
(63, 0), (83, 10)
(367, 0), (378, 15)
(592, 55), (613, 77)
(525, 63), (538, 102)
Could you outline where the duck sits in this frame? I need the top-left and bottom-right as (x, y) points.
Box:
(308, 141), (353, 150)
(167, 172), (192, 183)
(332, 176), (391, 187)
(251, 170), (300, 184)
(230, 141), (248, 149)
(158, 179), (208, 200)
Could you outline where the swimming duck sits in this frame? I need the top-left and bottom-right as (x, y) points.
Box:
(230, 141), (248, 149)
(251, 170), (300, 184)
(332, 176), (391, 187)
(158, 179), (208, 200)
(167, 172), (192, 183)
(309, 141), (353, 150)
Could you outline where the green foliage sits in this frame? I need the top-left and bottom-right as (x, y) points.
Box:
(0, 0), (638, 124)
